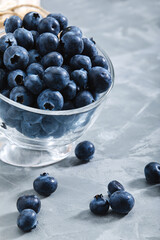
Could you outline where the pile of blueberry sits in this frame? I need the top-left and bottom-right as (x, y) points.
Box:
(0, 12), (112, 111)
(90, 180), (135, 215)
(17, 173), (58, 232)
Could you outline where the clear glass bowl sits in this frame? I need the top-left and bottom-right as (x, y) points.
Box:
(0, 30), (114, 167)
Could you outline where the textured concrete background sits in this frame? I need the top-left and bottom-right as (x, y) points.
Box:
(0, 0), (160, 239)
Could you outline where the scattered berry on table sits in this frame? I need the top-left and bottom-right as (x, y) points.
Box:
(108, 180), (125, 196)
(17, 195), (41, 213)
(89, 194), (109, 215)
(17, 209), (37, 232)
(144, 162), (160, 184)
(75, 140), (95, 161)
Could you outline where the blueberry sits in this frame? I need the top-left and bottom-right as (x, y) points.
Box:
(60, 32), (84, 58)
(37, 89), (64, 110)
(4, 16), (22, 33)
(31, 30), (39, 47)
(52, 124), (67, 138)
(108, 180), (125, 196)
(43, 66), (70, 91)
(61, 81), (76, 101)
(75, 140), (95, 161)
(28, 49), (41, 64)
(89, 194), (109, 215)
(38, 17), (60, 35)
(41, 116), (59, 134)
(10, 86), (33, 106)
(88, 66), (112, 93)
(6, 106), (23, 121)
(17, 209), (37, 232)
(1, 89), (10, 97)
(3, 46), (29, 70)
(36, 33), (59, 56)
(62, 65), (71, 76)
(144, 162), (160, 184)
(74, 90), (94, 108)
(92, 91), (100, 101)
(92, 55), (108, 69)
(23, 12), (42, 31)
(71, 69), (88, 89)
(47, 13), (68, 30)
(17, 195), (41, 213)
(33, 173), (58, 197)
(13, 28), (34, 50)
(62, 101), (75, 110)
(21, 120), (41, 138)
(24, 74), (43, 95)
(41, 52), (63, 69)
(0, 56), (3, 68)
(0, 68), (7, 90)
(26, 63), (44, 78)
(60, 26), (82, 38)
(7, 69), (26, 88)
(70, 55), (92, 71)
(109, 191), (135, 214)
(82, 37), (98, 58)
(0, 33), (17, 53)
(23, 111), (42, 124)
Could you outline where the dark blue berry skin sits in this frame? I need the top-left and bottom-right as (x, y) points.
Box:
(71, 69), (88, 89)
(31, 31), (39, 47)
(37, 89), (64, 110)
(108, 180), (125, 196)
(82, 38), (98, 58)
(28, 49), (41, 64)
(1, 89), (10, 97)
(47, 13), (68, 30)
(62, 65), (71, 76)
(0, 68), (7, 90)
(60, 26), (82, 38)
(41, 116), (59, 135)
(26, 63), (44, 78)
(90, 194), (109, 215)
(74, 90), (94, 108)
(36, 33), (59, 56)
(60, 32), (84, 58)
(62, 101), (75, 110)
(0, 56), (3, 68)
(21, 120), (41, 138)
(10, 86), (33, 106)
(3, 46), (29, 71)
(0, 33), (17, 53)
(88, 66), (112, 93)
(23, 12), (42, 31)
(24, 74), (43, 95)
(41, 52), (63, 69)
(92, 55), (108, 69)
(33, 173), (58, 197)
(61, 81), (77, 100)
(23, 111), (42, 124)
(70, 55), (92, 71)
(17, 209), (37, 232)
(13, 28), (34, 50)
(38, 17), (60, 36)
(109, 191), (135, 214)
(43, 66), (70, 91)
(4, 16), (22, 33)
(17, 195), (41, 213)
(75, 140), (95, 161)
(7, 69), (26, 88)
(144, 162), (160, 184)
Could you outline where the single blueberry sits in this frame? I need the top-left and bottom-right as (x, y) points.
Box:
(10, 86), (33, 106)
(41, 52), (63, 69)
(28, 49), (41, 64)
(92, 55), (108, 69)
(47, 13), (68, 30)
(62, 101), (75, 110)
(70, 55), (92, 71)
(75, 140), (95, 161)
(33, 173), (58, 197)
(41, 116), (59, 134)
(0, 33), (17, 53)
(71, 69), (88, 89)
(144, 162), (160, 184)
(89, 194), (109, 215)
(7, 69), (26, 88)
(43, 66), (70, 91)
(82, 37), (98, 58)
(0, 68), (7, 90)
(60, 26), (82, 38)
(88, 66), (112, 93)
(108, 180), (125, 196)
(4, 16), (22, 33)
(37, 89), (64, 110)
(74, 90), (94, 108)
(26, 63), (44, 78)
(13, 28), (34, 50)
(23, 12), (43, 31)
(3, 46), (29, 70)
(21, 120), (41, 138)
(23, 111), (42, 124)
(109, 191), (135, 214)
(24, 74), (44, 95)
(61, 80), (77, 100)
(17, 209), (37, 232)
(36, 33), (59, 56)
(17, 195), (41, 213)
(38, 17), (60, 35)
